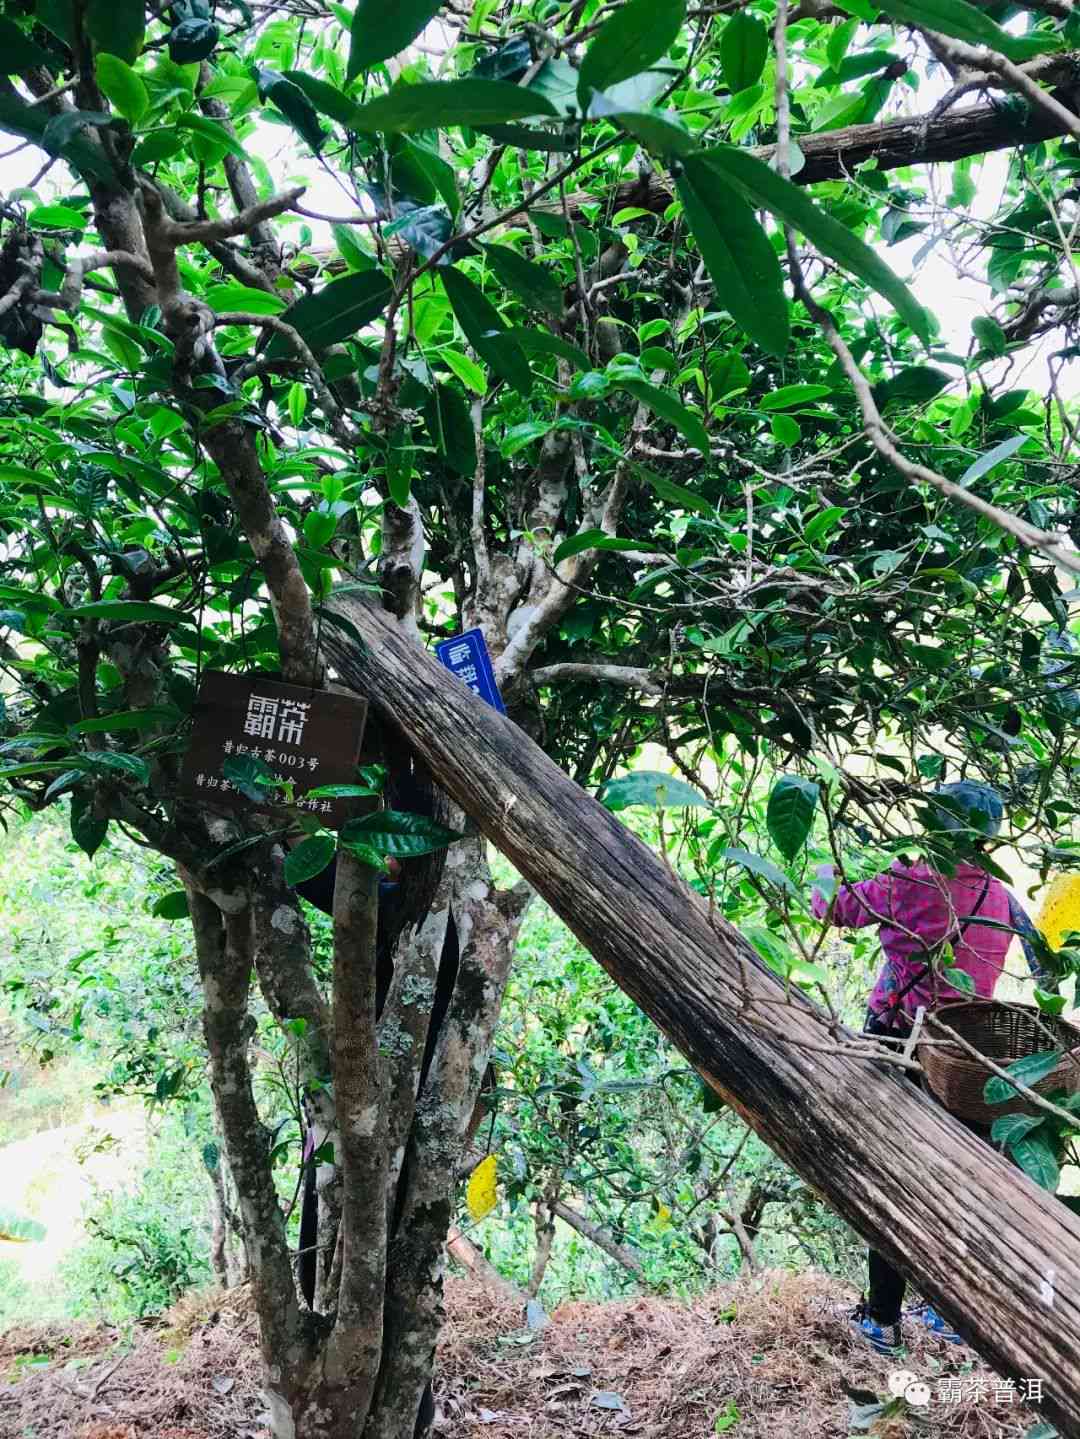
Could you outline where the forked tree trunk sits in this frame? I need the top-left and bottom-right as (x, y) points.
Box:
(182, 824), (526, 1439)
(326, 595), (1080, 1439)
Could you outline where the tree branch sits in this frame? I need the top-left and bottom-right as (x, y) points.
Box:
(551, 1200), (646, 1279)
(789, 254), (1080, 576)
(325, 849), (386, 1413)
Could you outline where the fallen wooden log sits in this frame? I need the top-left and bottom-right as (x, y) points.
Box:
(325, 595), (1080, 1438)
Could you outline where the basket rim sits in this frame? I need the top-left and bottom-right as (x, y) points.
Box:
(917, 1000), (1080, 1071)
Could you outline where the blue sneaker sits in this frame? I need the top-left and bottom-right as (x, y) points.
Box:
(848, 1302), (903, 1356)
(908, 1302), (963, 1345)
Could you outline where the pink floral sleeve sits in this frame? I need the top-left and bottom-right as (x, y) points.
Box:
(812, 870), (894, 928)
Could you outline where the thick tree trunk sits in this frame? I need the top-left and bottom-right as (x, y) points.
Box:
(325, 595), (1080, 1439)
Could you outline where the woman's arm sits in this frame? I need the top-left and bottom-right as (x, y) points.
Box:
(1008, 892), (1055, 989)
(811, 864), (893, 929)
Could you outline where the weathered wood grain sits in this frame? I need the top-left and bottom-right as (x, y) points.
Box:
(325, 594), (1080, 1439)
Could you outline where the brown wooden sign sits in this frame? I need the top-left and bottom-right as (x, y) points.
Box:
(179, 671), (369, 829)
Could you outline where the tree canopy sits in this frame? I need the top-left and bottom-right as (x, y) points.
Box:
(3, 0), (1080, 1433)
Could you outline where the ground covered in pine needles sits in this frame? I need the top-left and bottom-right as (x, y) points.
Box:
(0, 1269), (1046, 1439)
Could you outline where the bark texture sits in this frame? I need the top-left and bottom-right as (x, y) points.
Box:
(325, 594), (1080, 1439)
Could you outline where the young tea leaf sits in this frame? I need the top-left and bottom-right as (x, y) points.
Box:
(721, 10), (768, 93)
(766, 775), (820, 861)
(578, 0), (687, 105)
(340, 809), (463, 856)
(284, 833), (337, 886)
(677, 156), (790, 357)
(348, 0), (444, 80)
(598, 770), (709, 811)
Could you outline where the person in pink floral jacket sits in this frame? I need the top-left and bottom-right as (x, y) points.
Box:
(812, 781), (1041, 1355)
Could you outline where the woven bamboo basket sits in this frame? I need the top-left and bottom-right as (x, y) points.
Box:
(918, 1001), (1080, 1127)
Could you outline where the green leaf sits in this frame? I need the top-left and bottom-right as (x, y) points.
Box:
(991, 1113), (1045, 1147)
(256, 68), (326, 153)
(27, 204), (88, 231)
(205, 283), (287, 316)
(70, 708), (178, 734)
(718, 846), (798, 894)
(152, 890), (190, 920)
(635, 464), (713, 516)
(62, 600), (195, 627)
(307, 783), (380, 799)
(281, 70), (364, 128)
(303, 510), (336, 547)
(876, 0), (1060, 62)
(223, 753), (283, 802)
(423, 385), (477, 476)
(386, 429), (414, 507)
(959, 433), (1027, 487)
(340, 840), (390, 871)
(442, 267), (533, 395)
(613, 378), (709, 453)
(71, 791), (107, 859)
(552, 530), (643, 563)
(578, 0), (686, 106)
(347, 79), (559, 134)
(760, 383), (832, 411)
(1011, 1131), (1061, 1191)
(507, 329), (590, 372)
(340, 808), (463, 856)
(476, 122), (571, 153)
(392, 137), (461, 217)
(771, 413), (800, 447)
(766, 774), (819, 861)
(95, 53), (149, 126)
(348, 0), (443, 80)
(441, 347), (486, 395)
(284, 834), (337, 886)
(827, 16), (860, 72)
(175, 112), (249, 159)
(610, 109), (696, 159)
(696, 146), (930, 345)
(972, 313), (1007, 357)
(288, 381), (308, 429)
(383, 202), (453, 264)
(81, 751), (151, 784)
(482, 243), (564, 317)
(984, 1048), (1065, 1104)
(1035, 987), (1067, 1017)
(0, 18), (53, 73)
(266, 271), (393, 356)
(503, 420), (553, 456)
(0, 87), (114, 184)
(721, 10), (769, 93)
(941, 965), (975, 995)
(598, 770), (709, 811)
(168, 17), (219, 64)
(676, 156), (789, 358)
(873, 365), (951, 407)
(86, 0), (145, 63)
(332, 222), (373, 271)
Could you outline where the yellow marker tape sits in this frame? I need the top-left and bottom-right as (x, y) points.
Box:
(1036, 873), (1080, 951)
(466, 1154), (498, 1222)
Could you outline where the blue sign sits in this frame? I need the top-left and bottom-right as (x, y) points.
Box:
(435, 628), (506, 714)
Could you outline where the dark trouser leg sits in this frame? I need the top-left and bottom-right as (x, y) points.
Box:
(867, 1249), (906, 1324)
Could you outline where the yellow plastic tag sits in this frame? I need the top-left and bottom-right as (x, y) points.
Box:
(466, 1154), (498, 1222)
(1036, 873), (1080, 951)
